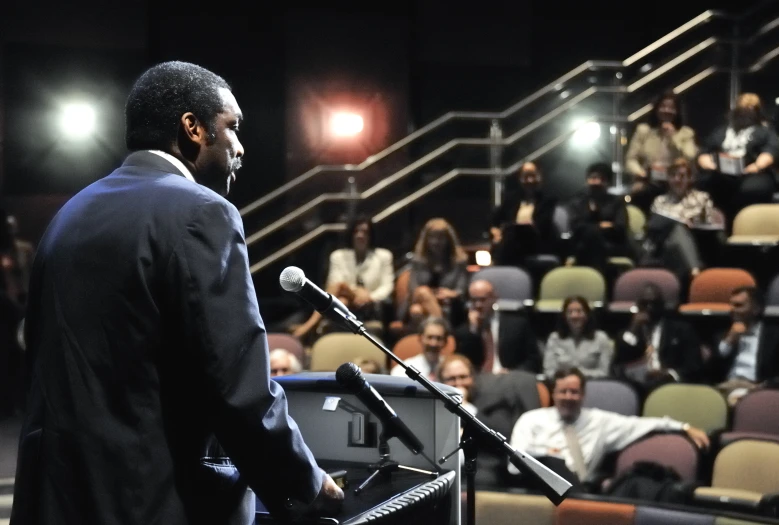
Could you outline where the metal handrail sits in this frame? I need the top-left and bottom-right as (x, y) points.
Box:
(244, 36), (716, 248)
(239, 10), (723, 220)
(247, 57), (726, 274)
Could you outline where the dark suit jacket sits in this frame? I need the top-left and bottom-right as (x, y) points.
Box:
(12, 152), (323, 525)
(454, 312), (541, 373)
(567, 190), (629, 242)
(470, 370), (541, 487)
(714, 321), (779, 383)
(491, 190), (558, 241)
(613, 318), (704, 382)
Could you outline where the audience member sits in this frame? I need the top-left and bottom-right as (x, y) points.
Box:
(269, 348), (303, 377)
(437, 354), (477, 415)
(391, 316), (450, 380)
(454, 279), (541, 374)
(697, 93), (779, 227)
(644, 158), (716, 280)
(294, 215), (393, 341)
(354, 358), (385, 375)
(714, 286), (779, 405)
(490, 162), (558, 267)
(508, 367), (709, 488)
(567, 163), (635, 272)
(612, 284), (704, 391)
(626, 91), (698, 213)
(399, 218), (468, 330)
(543, 296), (613, 378)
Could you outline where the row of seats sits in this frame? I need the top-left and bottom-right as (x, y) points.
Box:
(475, 491), (774, 525)
(471, 264), (770, 315)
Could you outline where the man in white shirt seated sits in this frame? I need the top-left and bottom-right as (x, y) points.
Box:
(391, 316), (450, 380)
(508, 366), (709, 488)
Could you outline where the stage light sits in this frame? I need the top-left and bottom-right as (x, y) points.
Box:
(60, 102), (96, 139)
(330, 112), (364, 137)
(571, 118), (601, 148)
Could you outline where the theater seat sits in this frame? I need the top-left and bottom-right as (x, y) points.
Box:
(474, 492), (554, 525)
(554, 499), (635, 525)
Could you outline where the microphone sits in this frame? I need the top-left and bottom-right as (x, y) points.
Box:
(279, 266), (362, 333)
(336, 362), (424, 455)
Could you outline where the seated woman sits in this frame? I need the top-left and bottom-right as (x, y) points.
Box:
(293, 215), (393, 342)
(489, 162), (558, 267)
(399, 218), (468, 332)
(543, 296), (613, 378)
(697, 92), (779, 228)
(625, 91), (698, 213)
(645, 158), (716, 280)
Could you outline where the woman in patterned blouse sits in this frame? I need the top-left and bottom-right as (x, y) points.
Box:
(646, 158), (717, 279)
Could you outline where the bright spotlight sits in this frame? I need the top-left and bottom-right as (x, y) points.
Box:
(571, 119), (601, 147)
(330, 112), (364, 137)
(60, 102), (96, 139)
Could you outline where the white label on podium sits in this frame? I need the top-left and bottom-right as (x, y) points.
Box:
(322, 396), (341, 412)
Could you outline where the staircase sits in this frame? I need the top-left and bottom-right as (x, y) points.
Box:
(242, 4), (779, 300)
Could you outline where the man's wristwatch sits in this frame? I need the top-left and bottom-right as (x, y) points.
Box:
(682, 423), (691, 432)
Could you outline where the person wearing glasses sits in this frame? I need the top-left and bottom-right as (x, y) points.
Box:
(644, 158), (717, 280)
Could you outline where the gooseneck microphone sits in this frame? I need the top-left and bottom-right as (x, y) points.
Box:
(336, 362), (424, 455)
(279, 266), (363, 333)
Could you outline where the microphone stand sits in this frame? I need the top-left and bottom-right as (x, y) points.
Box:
(331, 312), (573, 525)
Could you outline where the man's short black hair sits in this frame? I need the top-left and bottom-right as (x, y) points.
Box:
(731, 286), (765, 311)
(585, 162), (614, 184)
(125, 61), (231, 152)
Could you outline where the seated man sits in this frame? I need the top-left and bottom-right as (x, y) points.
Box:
(613, 283), (704, 391)
(454, 279), (541, 374)
(508, 367), (709, 489)
(391, 316), (450, 380)
(714, 286), (779, 405)
(566, 162), (635, 272)
(269, 348), (303, 378)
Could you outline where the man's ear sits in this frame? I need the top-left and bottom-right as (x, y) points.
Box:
(180, 112), (206, 146)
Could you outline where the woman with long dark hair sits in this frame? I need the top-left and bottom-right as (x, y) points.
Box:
(626, 91), (698, 212)
(542, 296), (613, 378)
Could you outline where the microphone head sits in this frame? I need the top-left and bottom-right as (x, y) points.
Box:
(335, 362), (364, 390)
(279, 266), (306, 292)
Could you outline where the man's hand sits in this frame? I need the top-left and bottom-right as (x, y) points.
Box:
(307, 472), (344, 517)
(599, 221), (614, 229)
(684, 425), (710, 450)
(490, 227), (502, 244)
(468, 309), (483, 332)
(630, 311), (650, 332)
(744, 163), (760, 174)
(725, 322), (747, 345)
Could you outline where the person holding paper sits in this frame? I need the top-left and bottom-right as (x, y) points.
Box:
(697, 93), (779, 228)
(625, 91), (698, 213)
(644, 158), (716, 279)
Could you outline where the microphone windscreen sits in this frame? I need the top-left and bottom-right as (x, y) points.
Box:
(335, 362), (363, 389)
(279, 266), (306, 292)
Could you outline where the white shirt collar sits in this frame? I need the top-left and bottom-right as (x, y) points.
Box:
(148, 150), (196, 183)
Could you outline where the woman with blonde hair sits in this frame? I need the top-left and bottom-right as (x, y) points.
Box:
(399, 218), (468, 330)
(697, 93), (779, 227)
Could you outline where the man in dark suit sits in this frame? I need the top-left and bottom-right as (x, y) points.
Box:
(566, 162), (635, 271)
(490, 162), (559, 267)
(714, 286), (779, 404)
(454, 279), (541, 373)
(11, 62), (342, 525)
(613, 283), (704, 392)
